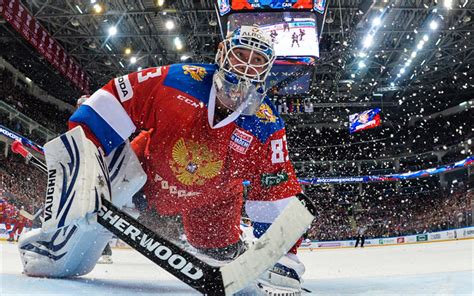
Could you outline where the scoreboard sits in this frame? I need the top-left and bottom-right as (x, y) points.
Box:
(218, 0), (326, 14)
(217, 0), (327, 96)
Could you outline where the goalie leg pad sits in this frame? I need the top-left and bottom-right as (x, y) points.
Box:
(19, 126), (114, 278)
(19, 221), (112, 278)
(105, 140), (147, 209)
(42, 126), (111, 232)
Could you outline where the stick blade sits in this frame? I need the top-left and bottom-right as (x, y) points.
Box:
(220, 199), (314, 295)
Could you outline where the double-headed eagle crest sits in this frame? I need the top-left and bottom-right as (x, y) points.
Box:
(182, 65), (207, 81)
(256, 103), (277, 123)
(169, 138), (223, 186)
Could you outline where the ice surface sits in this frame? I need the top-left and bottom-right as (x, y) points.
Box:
(1, 239), (472, 295)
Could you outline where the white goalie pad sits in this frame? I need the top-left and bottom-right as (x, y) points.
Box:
(19, 219), (112, 277)
(105, 140), (147, 209)
(42, 126), (111, 233)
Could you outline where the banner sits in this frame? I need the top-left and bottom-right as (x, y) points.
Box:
(0, 0), (90, 94)
(317, 242), (341, 248)
(349, 108), (381, 133)
(0, 125), (44, 153)
(297, 156), (473, 184)
(416, 234), (428, 242)
(299, 227), (474, 249)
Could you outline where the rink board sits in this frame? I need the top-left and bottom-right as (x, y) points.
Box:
(300, 226), (474, 250)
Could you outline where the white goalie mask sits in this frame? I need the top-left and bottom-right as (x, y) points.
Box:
(214, 25), (276, 116)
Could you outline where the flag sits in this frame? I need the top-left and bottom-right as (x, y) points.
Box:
(349, 108), (381, 133)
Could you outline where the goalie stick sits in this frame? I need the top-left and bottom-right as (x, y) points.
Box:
(11, 140), (315, 295)
(19, 208), (43, 221)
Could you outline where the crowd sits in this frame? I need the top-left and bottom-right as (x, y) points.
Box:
(0, 148), (45, 215)
(0, 69), (72, 136)
(1, 50), (81, 104)
(288, 109), (473, 162)
(305, 186), (472, 241)
(1, 141), (471, 243)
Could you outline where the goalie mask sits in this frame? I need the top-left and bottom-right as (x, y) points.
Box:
(214, 25), (276, 116)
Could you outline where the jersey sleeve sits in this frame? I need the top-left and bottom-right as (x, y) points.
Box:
(69, 67), (166, 154)
(245, 127), (302, 224)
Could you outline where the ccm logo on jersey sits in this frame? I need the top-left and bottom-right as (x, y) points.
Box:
(176, 95), (203, 109)
(98, 205), (204, 280)
(44, 169), (57, 221)
(229, 129), (253, 154)
(114, 75), (133, 102)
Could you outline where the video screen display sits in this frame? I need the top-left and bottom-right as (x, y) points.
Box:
(228, 11), (319, 58)
(266, 58), (314, 95)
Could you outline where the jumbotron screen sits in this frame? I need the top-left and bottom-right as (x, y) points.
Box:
(266, 58), (314, 95)
(228, 11), (319, 58)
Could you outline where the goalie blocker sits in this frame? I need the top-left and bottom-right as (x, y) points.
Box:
(17, 127), (316, 295)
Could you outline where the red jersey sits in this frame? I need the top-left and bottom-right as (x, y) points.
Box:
(5, 203), (16, 218)
(69, 64), (302, 218)
(0, 199), (5, 215)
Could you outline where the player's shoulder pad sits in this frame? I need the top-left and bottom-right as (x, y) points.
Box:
(163, 63), (217, 104)
(113, 66), (167, 102)
(235, 97), (285, 143)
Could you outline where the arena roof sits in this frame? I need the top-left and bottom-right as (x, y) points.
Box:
(0, 0), (472, 123)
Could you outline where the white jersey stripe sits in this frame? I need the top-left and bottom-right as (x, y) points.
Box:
(83, 89), (136, 141)
(245, 196), (295, 223)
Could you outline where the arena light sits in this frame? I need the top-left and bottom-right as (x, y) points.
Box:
(130, 57), (137, 64)
(174, 37), (183, 50)
(429, 21), (439, 30)
(105, 43), (112, 51)
(411, 51), (417, 58)
(119, 61), (125, 68)
(93, 3), (103, 14)
(91, 0), (97, 3)
(444, 0), (452, 9)
(108, 26), (117, 36)
(400, 68), (406, 74)
(124, 48), (132, 55)
(417, 40), (425, 50)
(423, 34), (429, 42)
(358, 61), (366, 69)
(165, 20), (175, 30)
(180, 55), (189, 61)
(75, 5), (83, 14)
(372, 16), (382, 26)
(157, 0), (165, 6)
(363, 35), (374, 48)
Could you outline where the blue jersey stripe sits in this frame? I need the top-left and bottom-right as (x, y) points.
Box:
(163, 63), (216, 105)
(69, 105), (124, 154)
(235, 97), (285, 143)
